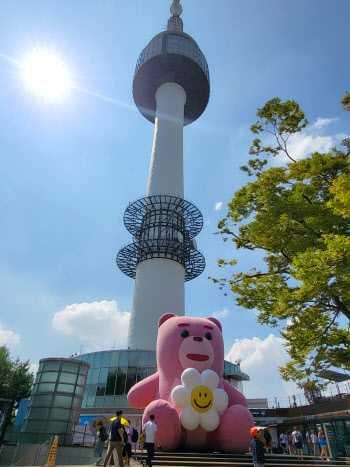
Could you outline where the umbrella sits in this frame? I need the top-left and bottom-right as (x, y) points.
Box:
(90, 416), (110, 435)
(109, 416), (130, 427)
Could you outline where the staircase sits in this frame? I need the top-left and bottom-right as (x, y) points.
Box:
(136, 452), (350, 467)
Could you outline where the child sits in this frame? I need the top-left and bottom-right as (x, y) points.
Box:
(250, 427), (266, 467)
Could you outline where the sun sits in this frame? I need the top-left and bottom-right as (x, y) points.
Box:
(21, 50), (71, 100)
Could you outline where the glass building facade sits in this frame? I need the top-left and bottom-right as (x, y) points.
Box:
(21, 358), (89, 445)
(78, 349), (248, 413)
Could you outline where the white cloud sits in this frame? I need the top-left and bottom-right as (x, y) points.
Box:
(212, 308), (230, 319)
(312, 117), (338, 129)
(0, 322), (20, 345)
(214, 201), (223, 211)
(225, 334), (298, 399)
(52, 300), (130, 351)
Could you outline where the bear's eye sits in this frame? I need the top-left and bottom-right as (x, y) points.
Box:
(205, 332), (212, 340)
(181, 329), (189, 338)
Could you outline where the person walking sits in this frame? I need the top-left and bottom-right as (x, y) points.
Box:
(279, 432), (287, 454)
(318, 428), (330, 461)
(264, 426), (272, 454)
(306, 430), (312, 455)
(142, 414), (158, 467)
(293, 428), (304, 460)
(311, 430), (319, 456)
(102, 410), (124, 467)
(286, 430), (293, 454)
(93, 421), (108, 465)
(250, 427), (265, 467)
(122, 420), (133, 466)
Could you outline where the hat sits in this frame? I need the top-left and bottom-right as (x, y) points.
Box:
(250, 427), (259, 436)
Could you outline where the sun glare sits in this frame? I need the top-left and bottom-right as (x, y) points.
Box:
(22, 50), (71, 100)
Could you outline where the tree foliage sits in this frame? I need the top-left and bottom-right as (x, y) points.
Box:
(341, 91), (350, 111)
(211, 97), (350, 388)
(0, 345), (34, 404)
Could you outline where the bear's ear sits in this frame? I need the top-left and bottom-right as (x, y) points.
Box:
(158, 313), (177, 328)
(205, 317), (222, 332)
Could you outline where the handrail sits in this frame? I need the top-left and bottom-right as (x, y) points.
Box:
(12, 436), (53, 466)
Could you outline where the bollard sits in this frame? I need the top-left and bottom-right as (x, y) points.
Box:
(45, 436), (58, 467)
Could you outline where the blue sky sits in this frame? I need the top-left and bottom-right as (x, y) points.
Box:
(0, 0), (349, 399)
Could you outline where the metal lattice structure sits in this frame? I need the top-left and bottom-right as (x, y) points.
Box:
(117, 195), (205, 281)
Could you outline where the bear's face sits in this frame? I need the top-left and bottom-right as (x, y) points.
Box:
(157, 314), (224, 376)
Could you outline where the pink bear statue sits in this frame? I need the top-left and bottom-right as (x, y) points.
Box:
(127, 313), (254, 453)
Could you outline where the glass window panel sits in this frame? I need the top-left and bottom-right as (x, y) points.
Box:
(147, 368), (156, 376)
(81, 398), (87, 408)
(31, 384), (38, 394)
(96, 385), (106, 397)
(88, 383), (98, 397)
(26, 420), (45, 431)
(98, 367), (108, 383)
(75, 385), (84, 396)
(34, 373), (41, 383)
(125, 367), (137, 393)
(46, 420), (67, 432)
(79, 363), (89, 375)
(114, 395), (128, 407)
(115, 367), (127, 395)
(59, 372), (77, 384)
(128, 352), (139, 367)
(53, 395), (72, 408)
(40, 372), (58, 383)
(137, 370), (148, 383)
(61, 361), (79, 373)
(42, 360), (60, 371)
(103, 396), (114, 408)
(38, 362), (44, 372)
(57, 383), (75, 394)
(110, 351), (120, 367)
(86, 397), (95, 407)
(101, 352), (111, 368)
(78, 355), (87, 362)
(119, 352), (128, 367)
(77, 375), (86, 386)
(50, 407), (70, 419)
(86, 369), (92, 384)
(29, 407), (50, 418)
(87, 353), (95, 366)
(148, 351), (157, 366)
(71, 396), (81, 408)
(94, 353), (103, 368)
(32, 394), (53, 406)
(94, 396), (104, 407)
(38, 383), (56, 393)
(105, 369), (117, 395)
(91, 368), (100, 384)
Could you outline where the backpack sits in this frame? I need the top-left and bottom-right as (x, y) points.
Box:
(123, 428), (128, 444)
(99, 427), (108, 442)
(296, 432), (303, 443)
(131, 427), (139, 443)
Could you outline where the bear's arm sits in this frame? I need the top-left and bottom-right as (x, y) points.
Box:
(127, 372), (159, 409)
(223, 379), (248, 408)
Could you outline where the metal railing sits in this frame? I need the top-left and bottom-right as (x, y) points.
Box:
(12, 436), (52, 466)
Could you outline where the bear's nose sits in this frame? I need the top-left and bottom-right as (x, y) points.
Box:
(193, 336), (203, 342)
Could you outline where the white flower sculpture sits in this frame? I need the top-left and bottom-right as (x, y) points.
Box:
(171, 368), (228, 432)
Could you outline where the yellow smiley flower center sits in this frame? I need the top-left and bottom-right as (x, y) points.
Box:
(190, 385), (213, 413)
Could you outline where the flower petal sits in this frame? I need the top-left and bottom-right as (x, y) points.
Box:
(213, 388), (228, 412)
(171, 385), (191, 409)
(199, 409), (220, 432)
(201, 369), (220, 391)
(181, 368), (201, 390)
(180, 406), (200, 431)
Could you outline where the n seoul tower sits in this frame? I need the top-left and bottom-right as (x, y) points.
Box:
(117, 0), (210, 350)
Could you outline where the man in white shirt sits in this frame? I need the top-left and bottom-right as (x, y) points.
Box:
(142, 414), (158, 467)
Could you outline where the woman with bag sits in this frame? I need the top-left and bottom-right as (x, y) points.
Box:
(93, 422), (108, 466)
(318, 428), (330, 461)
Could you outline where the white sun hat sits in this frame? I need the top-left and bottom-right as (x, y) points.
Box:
(171, 368), (228, 432)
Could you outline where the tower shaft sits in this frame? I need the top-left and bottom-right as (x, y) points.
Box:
(127, 83), (187, 349)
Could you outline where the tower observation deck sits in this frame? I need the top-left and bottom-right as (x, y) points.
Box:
(117, 0), (210, 350)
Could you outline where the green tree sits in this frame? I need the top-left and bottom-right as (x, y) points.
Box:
(341, 91), (350, 111)
(212, 98), (350, 388)
(0, 345), (34, 403)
